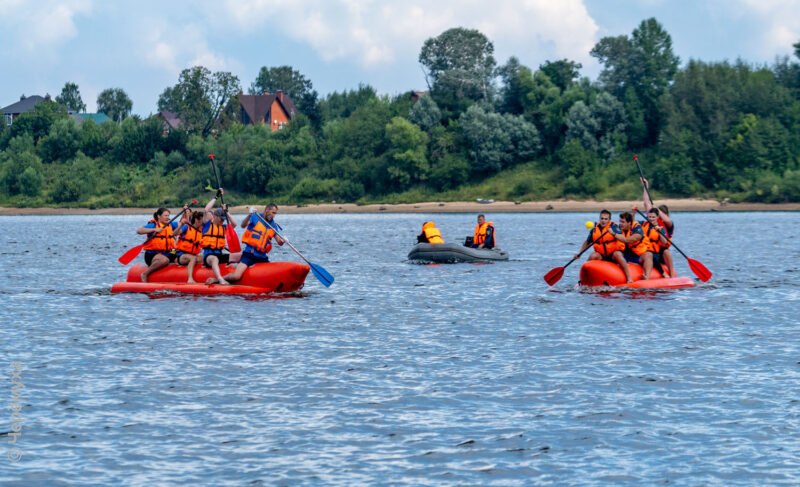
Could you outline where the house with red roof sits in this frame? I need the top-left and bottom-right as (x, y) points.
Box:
(238, 90), (297, 131)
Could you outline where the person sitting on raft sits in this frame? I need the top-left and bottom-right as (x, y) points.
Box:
(640, 207), (674, 278)
(202, 190), (241, 285)
(611, 211), (654, 281)
(417, 221), (444, 244)
(469, 214), (495, 249)
(640, 178), (677, 278)
(575, 209), (631, 283)
(220, 203), (286, 284)
(174, 210), (204, 284)
(136, 206), (184, 282)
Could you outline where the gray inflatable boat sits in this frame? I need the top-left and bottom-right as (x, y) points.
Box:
(407, 243), (510, 263)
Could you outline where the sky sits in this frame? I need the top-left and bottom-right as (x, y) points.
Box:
(2, 0), (799, 116)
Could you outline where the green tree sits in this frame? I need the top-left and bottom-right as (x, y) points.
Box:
(97, 88), (133, 123)
(408, 94), (441, 131)
(419, 27), (496, 120)
(0, 134), (43, 196)
(55, 82), (87, 113)
(496, 57), (528, 115)
(539, 59), (582, 92)
(383, 117), (429, 188)
(158, 66), (241, 136)
(459, 104), (541, 174)
(319, 85), (378, 122)
(39, 118), (81, 163)
(591, 18), (679, 146)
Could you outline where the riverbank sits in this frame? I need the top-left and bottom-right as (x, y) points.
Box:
(1, 198), (798, 215)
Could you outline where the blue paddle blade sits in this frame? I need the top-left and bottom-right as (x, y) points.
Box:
(310, 263), (334, 287)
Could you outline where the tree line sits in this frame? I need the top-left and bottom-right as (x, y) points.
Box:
(2, 17), (800, 208)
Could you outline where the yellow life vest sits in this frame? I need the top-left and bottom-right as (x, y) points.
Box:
(421, 221), (444, 244)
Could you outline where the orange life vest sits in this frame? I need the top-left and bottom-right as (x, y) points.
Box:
(202, 223), (226, 251)
(622, 221), (651, 256)
(242, 219), (275, 254)
(175, 224), (203, 255)
(592, 223), (624, 256)
(422, 222), (444, 244)
(473, 222), (495, 247)
(656, 217), (672, 248)
(142, 219), (174, 252)
(641, 221), (665, 254)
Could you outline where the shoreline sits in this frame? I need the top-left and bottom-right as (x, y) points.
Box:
(1, 199), (799, 215)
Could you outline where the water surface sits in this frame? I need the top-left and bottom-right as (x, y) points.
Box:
(1, 212), (799, 485)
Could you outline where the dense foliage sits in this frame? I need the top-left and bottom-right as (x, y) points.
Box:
(2, 19), (800, 208)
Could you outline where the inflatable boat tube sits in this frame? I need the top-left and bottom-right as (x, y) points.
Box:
(578, 260), (694, 289)
(407, 243), (509, 263)
(111, 261), (309, 294)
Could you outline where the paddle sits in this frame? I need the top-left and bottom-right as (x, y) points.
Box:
(632, 207), (713, 282)
(118, 200), (197, 265)
(208, 153), (241, 253)
(253, 212), (334, 287)
(632, 154), (712, 282)
(544, 226), (610, 286)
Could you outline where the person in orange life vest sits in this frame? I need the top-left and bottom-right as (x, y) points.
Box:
(136, 206), (183, 282)
(471, 214), (495, 249)
(174, 210), (205, 283)
(574, 209), (632, 283)
(640, 207), (676, 278)
(417, 221), (444, 244)
(202, 190), (241, 285)
(220, 203), (286, 284)
(641, 178), (675, 237)
(612, 211), (654, 280)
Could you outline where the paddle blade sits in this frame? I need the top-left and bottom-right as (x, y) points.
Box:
(118, 243), (144, 265)
(688, 258), (712, 282)
(225, 224), (241, 253)
(310, 263), (334, 287)
(544, 266), (565, 286)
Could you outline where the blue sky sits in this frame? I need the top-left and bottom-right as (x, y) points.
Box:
(2, 0), (798, 116)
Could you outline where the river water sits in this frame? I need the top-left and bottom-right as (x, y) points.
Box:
(1, 212), (799, 485)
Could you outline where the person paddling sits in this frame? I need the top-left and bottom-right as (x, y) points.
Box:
(136, 206), (183, 282)
(220, 203), (286, 284)
(574, 209), (632, 283)
(640, 207), (675, 278)
(614, 211), (654, 280)
(174, 210), (204, 283)
(202, 190), (241, 285)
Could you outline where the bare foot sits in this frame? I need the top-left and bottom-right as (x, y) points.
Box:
(187, 279), (197, 284)
(662, 272), (671, 279)
(218, 279), (230, 286)
(205, 277), (218, 285)
(141, 272), (149, 283)
(643, 274), (650, 280)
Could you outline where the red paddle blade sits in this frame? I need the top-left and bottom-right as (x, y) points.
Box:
(225, 224), (241, 253)
(118, 244), (144, 265)
(544, 267), (565, 286)
(688, 258), (712, 282)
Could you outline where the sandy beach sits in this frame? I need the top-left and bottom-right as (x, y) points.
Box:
(1, 198), (798, 215)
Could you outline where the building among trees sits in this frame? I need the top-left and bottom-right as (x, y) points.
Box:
(238, 90), (297, 131)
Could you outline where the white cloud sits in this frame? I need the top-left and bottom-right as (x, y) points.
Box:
(138, 20), (238, 78)
(737, 0), (800, 57)
(1, 0), (92, 52)
(217, 0), (598, 69)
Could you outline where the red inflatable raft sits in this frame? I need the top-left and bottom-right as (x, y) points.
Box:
(578, 260), (694, 289)
(111, 261), (310, 295)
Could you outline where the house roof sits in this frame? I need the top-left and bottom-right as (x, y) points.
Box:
(1, 95), (45, 114)
(158, 110), (182, 129)
(239, 92), (297, 123)
(71, 113), (112, 124)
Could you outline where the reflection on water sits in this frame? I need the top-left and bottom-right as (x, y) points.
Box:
(1, 212), (799, 485)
